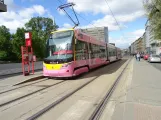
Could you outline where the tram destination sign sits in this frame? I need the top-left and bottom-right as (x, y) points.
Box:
(52, 31), (72, 39)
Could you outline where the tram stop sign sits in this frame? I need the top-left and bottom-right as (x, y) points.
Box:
(25, 32), (32, 47)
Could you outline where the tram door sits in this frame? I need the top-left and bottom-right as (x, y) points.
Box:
(88, 43), (94, 66)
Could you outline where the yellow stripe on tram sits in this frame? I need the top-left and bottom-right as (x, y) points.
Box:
(44, 63), (63, 70)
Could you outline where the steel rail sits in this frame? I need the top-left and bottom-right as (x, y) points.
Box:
(0, 78), (46, 95)
(88, 58), (131, 120)
(26, 58), (128, 120)
(26, 76), (101, 120)
(0, 80), (66, 107)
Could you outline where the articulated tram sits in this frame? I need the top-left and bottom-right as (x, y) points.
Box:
(43, 29), (122, 78)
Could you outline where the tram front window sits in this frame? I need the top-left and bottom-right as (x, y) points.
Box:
(45, 30), (74, 63)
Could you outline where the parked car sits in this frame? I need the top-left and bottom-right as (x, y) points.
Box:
(148, 54), (161, 63)
(143, 54), (149, 60)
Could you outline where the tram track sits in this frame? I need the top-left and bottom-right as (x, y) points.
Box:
(0, 79), (66, 108)
(26, 59), (131, 120)
(88, 58), (131, 120)
(26, 76), (100, 120)
(0, 58), (129, 120)
(0, 77), (46, 95)
(0, 60), (122, 108)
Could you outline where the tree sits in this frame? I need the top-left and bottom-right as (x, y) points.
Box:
(12, 27), (26, 60)
(25, 17), (58, 59)
(144, 0), (161, 40)
(0, 25), (12, 60)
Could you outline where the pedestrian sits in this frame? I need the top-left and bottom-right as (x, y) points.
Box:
(135, 54), (137, 60)
(137, 53), (140, 61)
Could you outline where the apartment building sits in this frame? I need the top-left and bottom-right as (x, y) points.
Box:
(142, 32), (146, 52)
(145, 20), (161, 55)
(145, 20), (151, 54)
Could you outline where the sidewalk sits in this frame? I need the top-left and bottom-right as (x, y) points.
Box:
(100, 58), (161, 120)
(0, 71), (43, 92)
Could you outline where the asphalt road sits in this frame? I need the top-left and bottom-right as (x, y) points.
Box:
(0, 61), (43, 76)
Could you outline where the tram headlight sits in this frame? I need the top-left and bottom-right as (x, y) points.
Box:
(61, 62), (72, 68)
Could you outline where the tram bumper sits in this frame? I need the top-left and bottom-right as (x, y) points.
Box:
(43, 68), (73, 77)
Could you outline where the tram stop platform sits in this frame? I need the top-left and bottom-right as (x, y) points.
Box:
(100, 58), (161, 120)
(0, 71), (43, 91)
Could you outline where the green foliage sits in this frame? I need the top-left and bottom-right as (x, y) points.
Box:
(0, 16), (58, 61)
(0, 25), (11, 51)
(144, 0), (161, 40)
(12, 28), (26, 60)
(25, 17), (58, 59)
(0, 51), (7, 60)
(0, 25), (13, 60)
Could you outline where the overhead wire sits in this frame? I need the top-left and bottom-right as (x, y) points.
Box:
(57, 0), (96, 27)
(57, 0), (103, 40)
(57, 0), (126, 40)
(104, 0), (126, 40)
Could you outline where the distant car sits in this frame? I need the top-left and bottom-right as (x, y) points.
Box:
(143, 54), (149, 60)
(148, 54), (161, 63)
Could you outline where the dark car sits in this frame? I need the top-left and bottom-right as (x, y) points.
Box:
(140, 54), (144, 58)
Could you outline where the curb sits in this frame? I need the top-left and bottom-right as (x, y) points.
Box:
(0, 69), (42, 78)
(13, 75), (45, 86)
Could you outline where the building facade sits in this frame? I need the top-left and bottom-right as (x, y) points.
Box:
(130, 20), (161, 55)
(81, 27), (109, 43)
(142, 32), (146, 53)
(145, 20), (151, 54)
(145, 20), (161, 55)
(130, 42), (135, 55)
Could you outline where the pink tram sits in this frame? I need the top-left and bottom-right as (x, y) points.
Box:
(43, 29), (122, 78)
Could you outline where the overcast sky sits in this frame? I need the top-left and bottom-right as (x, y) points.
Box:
(0, 0), (147, 48)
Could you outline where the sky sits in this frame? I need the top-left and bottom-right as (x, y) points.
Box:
(0, 0), (147, 48)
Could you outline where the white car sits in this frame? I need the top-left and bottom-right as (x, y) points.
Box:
(148, 54), (161, 63)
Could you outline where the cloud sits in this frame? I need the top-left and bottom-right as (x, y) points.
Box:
(129, 29), (145, 37)
(19, 5), (46, 18)
(67, 0), (144, 15)
(58, 23), (73, 30)
(64, 0), (145, 31)
(79, 11), (144, 31)
(109, 29), (145, 48)
(57, 9), (65, 15)
(0, 4), (52, 33)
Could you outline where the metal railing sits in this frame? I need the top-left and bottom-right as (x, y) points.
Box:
(0, 0), (4, 4)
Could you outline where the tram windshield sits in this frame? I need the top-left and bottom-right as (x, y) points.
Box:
(45, 30), (74, 63)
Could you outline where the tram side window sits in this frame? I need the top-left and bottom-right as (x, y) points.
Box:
(90, 44), (100, 58)
(109, 48), (116, 57)
(75, 40), (88, 60)
(100, 46), (106, 58)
